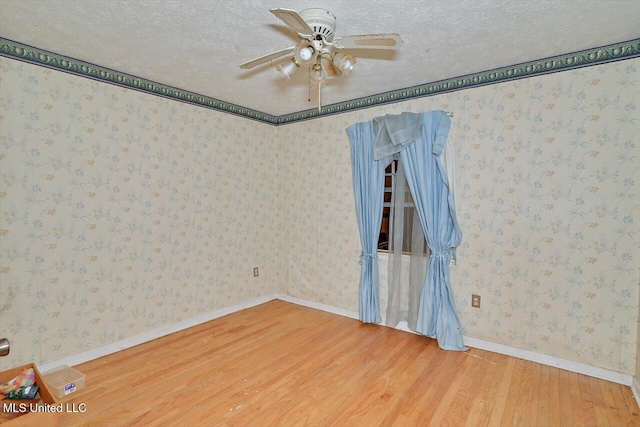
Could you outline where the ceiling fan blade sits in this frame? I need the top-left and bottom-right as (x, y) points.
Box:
(333, 33), (403, 50)
(270, 8), (314, 37)
(321, 57), (342, 79)
(239, 46), (295, 69)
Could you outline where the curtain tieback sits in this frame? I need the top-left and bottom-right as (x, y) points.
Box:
(430, 250), (451, 259)
(431, 248), (458, 267)
(359, 252), (378, 264)
(430, 249), (458, 265)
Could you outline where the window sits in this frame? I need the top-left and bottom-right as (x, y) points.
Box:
(379, 160), (427, 254)
(378, 160), (396, 251)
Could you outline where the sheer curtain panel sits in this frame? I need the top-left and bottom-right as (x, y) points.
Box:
(385, 158), (428, 331)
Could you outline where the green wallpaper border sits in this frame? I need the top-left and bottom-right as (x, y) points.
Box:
(1, 37), (639, 126)
(0, 38), (279, 125)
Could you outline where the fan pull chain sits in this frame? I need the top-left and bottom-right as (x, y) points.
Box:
(308, 68), (312, 102)
(318, 76), (322, 112)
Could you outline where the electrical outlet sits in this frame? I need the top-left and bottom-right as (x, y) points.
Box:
(471, 294), (481, 308)
(253, 267), (259, 277)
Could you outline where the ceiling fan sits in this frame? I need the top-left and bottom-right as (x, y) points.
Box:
(239, 8), (403, 110)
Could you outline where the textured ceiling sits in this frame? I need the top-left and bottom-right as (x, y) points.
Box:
(0, 0), (638, 116)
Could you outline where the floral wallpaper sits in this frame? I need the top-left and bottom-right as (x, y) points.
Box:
(637, 287), (640, 381)
(1, 54), (638, 376)
(0, 57), (283, 371)
(280, 59), (640, 374)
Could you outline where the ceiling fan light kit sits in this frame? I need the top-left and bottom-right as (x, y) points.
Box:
(332, 53), (356, 76)
(239, 7), (403, 111)
(276, 60), (297, 79)
(293, 41), (320, 66)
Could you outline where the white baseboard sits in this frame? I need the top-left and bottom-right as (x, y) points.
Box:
(462, 336), (632, 386)
(276, 294), (634, 387)
(632, 377), (640, 409)
(275, 293), (359, 320)
(38, 294), (278, 373)
(38, 292), (634, 388)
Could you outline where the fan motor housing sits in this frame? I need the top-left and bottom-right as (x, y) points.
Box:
(299, 8), (337, 41)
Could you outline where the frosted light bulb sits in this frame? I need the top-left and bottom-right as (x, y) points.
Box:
(299, 47), (314, 61)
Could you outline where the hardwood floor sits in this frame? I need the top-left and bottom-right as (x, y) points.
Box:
(40, 300), (640, 426)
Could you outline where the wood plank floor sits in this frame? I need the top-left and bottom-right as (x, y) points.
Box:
(42, 300), (640, 426)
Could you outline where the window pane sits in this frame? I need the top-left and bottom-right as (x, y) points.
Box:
(379, 159), (428, 254)
(378, 207), (390, 250)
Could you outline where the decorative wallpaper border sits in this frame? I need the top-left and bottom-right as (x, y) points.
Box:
(283, 38), (640, 124)
(0, 37), (279, 125)
(1, 36), (639, 126)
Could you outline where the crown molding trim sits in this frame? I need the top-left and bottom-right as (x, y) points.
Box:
(1, 37), (639, 126)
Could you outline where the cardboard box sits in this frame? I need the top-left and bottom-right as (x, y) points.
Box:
(0, 363), (60, 426)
